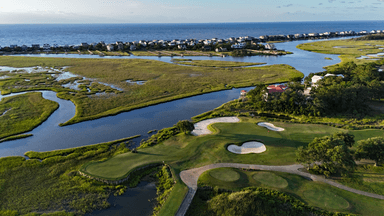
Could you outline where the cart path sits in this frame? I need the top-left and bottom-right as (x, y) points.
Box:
(175, 163), (384, 216)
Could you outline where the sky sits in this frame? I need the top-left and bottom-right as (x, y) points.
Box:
(0, 0), (383, 24)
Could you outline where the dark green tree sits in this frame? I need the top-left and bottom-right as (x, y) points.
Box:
(296, 132), (356, 177)
(175, 120), (195, 134)
(355, 137), (384, 166)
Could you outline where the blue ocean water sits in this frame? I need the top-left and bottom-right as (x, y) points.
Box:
(0, 21), (383, 46)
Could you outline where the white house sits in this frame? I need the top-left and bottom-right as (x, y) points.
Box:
(311, 75), (324, 87)
(264, 43), (276, 50)
(178, 44), (187, 50)
(231, 43), (246, 49)
(81, 43), (88, 47)
(106, 44), (114, 51)
(308, 33), (319, 37)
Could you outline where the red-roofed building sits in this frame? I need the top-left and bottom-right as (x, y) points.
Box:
(264, 85), (289, 100)
(240, 90), (247, 96)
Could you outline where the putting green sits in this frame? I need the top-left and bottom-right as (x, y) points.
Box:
(209, 168), (241, 182)
(252, 172), (288, 188)
(303, 188), (350, 210)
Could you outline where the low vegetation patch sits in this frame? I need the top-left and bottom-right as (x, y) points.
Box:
(252, 172), (288, 188)
(171, 59), (265, 67)
(0, 92), (58, 140)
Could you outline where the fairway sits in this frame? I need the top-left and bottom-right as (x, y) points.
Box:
(196, 167), (384, 215)
(209, 168), (240, 182)
(303, 188), (350, 210)
(81, 118), (384, 180)
(252, 172), (288, 188)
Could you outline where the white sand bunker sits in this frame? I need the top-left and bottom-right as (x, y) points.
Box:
(228, 141), (266, 154)
(257, 122), (285, 131)
(191, 117), (240, 136)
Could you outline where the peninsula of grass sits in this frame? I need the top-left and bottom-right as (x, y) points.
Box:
(171, 59), (265, 67)
(0, 56), (303, 126)
(0, 92), (58, 140)
(193, 168), (384, 215)
(296, 39), (384, 68)
(0, 134), (33, 143)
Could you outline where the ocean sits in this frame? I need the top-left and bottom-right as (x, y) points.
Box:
(0, 21), (383, 46)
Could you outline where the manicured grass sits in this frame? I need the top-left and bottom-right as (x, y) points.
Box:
(252, 172), (288, 188)
(81, 119), (384, 180)
(0, 56), (303, 125)
(209, 168), (241, 182)
(171, 59), (265, 67)
(297, 39), (384, 67)
(197, 168), (384, 215)
(0, 92), (58, 140)
(303, 188), (349, 210)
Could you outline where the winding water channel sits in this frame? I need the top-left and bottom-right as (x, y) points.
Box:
(0, 38), (355, 215)
(0, 39), (344, 157)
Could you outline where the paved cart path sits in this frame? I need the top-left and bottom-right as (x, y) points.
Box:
(175, 163), (384, 216)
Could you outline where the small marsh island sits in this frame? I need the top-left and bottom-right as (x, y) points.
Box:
(1, 31), (384, 216)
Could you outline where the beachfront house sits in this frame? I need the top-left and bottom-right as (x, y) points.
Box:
(215, 47), (228, 52)
(264, 43), (276, 50)
(32, 44), (40, 50)
(311, 75), (324, 88)
(106, 44), (114, 51)
(81, 43), (89, 48)
(231, 43), (246, 49)
(178, 44), (187, 50)
(308, 33), (319, 37)
(43, 44), (51, 51)
(21, 45), (28, 51)
(130, 45), (136, 51)
(10, 45), (17, 49)
(117, 43), (124, 51)
(201, 46), (211, 51)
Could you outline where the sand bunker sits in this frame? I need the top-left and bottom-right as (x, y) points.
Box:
(191, 117), (240, 136)
(227, 141), (266, 154)
(257, 122), (285, 131)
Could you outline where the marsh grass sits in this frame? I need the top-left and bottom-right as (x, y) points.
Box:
(171, 59), (265, 67)
(0, 92), (58, 140)
(0, 57), (303, 125)
(297, 39), (384, 69)
(0, 136), (141, 215)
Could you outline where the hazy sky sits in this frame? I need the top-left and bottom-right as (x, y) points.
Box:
(0, 0), (383, 24)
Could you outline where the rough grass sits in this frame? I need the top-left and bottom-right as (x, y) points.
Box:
(336, 164), (384, 196)
(0, 56), (303, 125)
(171, 59), (265, 67)
(0, 92), (58, 140)
(197, 168), (384, 215)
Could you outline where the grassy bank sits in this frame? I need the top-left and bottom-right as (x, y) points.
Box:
(0, 57), (303, 126)
(171, 59), (265, 67)
(192, 167), (384, 215)
(0, 92), (58, 140)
